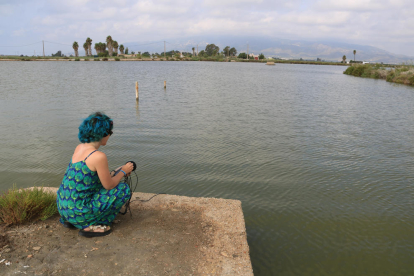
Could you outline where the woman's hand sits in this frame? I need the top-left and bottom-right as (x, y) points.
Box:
(121, 162), (134, 176)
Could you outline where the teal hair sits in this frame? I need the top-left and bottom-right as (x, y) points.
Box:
(78, 112), (113, 143)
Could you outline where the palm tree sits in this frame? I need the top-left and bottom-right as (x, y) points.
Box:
(342, 55), (347, 63)
(192, 47), (195, 56)
(86, 37), (93, 56)
(119, 44), (124, 55)
(94, 43), (99, 54)
(106, 36), (113, 56)
(353, 50), (356, 61)
(72, 41), (79, 57)
(112, 41), (119, 56)
(83, 42), (88, 56)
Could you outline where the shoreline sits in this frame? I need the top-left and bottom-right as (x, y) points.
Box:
(0, 188), (253, 275)
(0, 57), (349, 66)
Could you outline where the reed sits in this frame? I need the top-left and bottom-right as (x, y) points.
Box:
(0, 186), (58, 226)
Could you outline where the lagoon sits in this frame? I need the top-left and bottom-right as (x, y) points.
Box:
(1, 61), (414, 275)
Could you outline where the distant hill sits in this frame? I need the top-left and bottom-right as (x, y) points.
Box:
(123, 36), (413, 64)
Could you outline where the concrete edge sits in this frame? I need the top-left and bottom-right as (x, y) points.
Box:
(39, 187), (254, 275)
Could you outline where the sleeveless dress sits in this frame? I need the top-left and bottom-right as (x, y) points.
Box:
(57, 150), (131, 229)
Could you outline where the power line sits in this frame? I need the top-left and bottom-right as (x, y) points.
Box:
(0, 41), (42, 47)
(44, 40), (72, 47)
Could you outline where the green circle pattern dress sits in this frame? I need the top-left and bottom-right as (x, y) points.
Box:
(57, 150), (131, 229)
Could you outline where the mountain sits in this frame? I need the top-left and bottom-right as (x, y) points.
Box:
(122, 36), (414, 64)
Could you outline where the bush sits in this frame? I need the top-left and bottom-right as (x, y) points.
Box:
(115, 57), (120, 61)
(84, 58), (89, 61)
(75, 58), (80, 61)
(352, 66), (365, 77)
(94, 58), (100, 61)
(98, 52), (109, 57)
(102, 57), (108, 61)
(409, 75), (414, 85)
(386, 71), (395, 82)
(0, 186), (58, 225)
(63, 57), (69, 59)
(343, 66), (355, 75)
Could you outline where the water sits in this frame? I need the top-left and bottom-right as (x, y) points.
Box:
(1, 61), (414, 275)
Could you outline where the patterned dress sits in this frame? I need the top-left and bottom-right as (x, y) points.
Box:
(57, 150), (131, 229)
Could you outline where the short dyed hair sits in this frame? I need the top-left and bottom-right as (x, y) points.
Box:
(78, 112), (113, 143)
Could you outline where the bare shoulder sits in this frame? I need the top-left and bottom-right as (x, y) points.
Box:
(91, 151), (107, 161)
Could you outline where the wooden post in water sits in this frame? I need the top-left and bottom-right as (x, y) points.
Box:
(135, 82), (139, 101)
(164, 81), (166, 89)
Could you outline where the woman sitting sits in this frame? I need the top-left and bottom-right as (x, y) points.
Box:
(57, 112), (134, 237)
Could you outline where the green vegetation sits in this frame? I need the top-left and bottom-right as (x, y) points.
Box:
(94, 58), (100, 61)
(72, 41), (79, 57)
(344, 64), (414, 86)
(83, 42), (88, 56)
(102, 57), (108, 61)
(114, 57), (120, 61)
(0, 186), (58, 225)
(75, 58), (80, 61)
(84, 58), (89, 61)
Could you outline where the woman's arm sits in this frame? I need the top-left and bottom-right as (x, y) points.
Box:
(92, 152), (134, 190)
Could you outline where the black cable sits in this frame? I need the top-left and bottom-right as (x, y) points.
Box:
(119, 170), (166, 216)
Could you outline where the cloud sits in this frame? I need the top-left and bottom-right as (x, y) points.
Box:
(12, 29), (26, 36)
(0, 4), (13, 16)
(0, 0), (414, 56)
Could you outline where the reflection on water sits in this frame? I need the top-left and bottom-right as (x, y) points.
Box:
(1, 61), (414, 275)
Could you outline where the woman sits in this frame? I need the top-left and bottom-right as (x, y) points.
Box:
(57, 112), (134, 237)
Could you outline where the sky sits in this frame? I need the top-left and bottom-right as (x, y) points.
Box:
(0, 0), (413, 56)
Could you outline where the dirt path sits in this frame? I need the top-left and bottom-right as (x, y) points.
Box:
(0, 191), (253, 275)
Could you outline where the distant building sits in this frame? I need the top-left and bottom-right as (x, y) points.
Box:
(249, 53), (259, 60)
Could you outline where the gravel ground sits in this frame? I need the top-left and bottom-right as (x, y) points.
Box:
(0, 188), (253, 276)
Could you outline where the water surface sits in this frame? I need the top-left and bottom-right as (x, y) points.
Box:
(1, 61), (414, 275)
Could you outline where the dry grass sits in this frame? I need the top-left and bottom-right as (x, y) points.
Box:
(0, 186), (58, 226)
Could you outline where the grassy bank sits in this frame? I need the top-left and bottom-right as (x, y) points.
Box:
(344, 64), (414, 86)
(0, 186), (58, 225)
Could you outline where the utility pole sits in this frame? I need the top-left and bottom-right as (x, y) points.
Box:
(164, 41), (166, 59)
(42, 40), (45, 57)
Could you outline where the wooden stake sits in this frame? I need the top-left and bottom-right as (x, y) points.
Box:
(164, 81), (166, 89)
(135, 82), (139, 101)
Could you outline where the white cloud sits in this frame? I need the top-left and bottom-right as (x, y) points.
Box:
(0, 4), (13, 16)
(12, 29), (26, 36)
(1, 0), (414, 56)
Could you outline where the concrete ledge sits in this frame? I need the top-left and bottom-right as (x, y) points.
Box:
(1, 187), (253, 276)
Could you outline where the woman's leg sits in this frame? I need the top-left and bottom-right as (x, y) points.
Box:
(84, 182), (131, 229)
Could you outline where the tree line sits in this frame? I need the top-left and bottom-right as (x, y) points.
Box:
(72, 36), (128, 57)
(71, 39), (265, 59)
